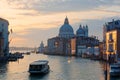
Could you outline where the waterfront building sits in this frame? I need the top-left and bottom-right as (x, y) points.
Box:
(0, 18), (9, 57)
(74, 25), (99, 56)
(0, 32), (4, 57)
(71, 38), (76, 55)
(104, 30), (120, 61)
(71, 36), (99, 56)
(103, 19), (120, 60)
(99, 42), (104, 59)
(38, 41), (44, 53)
(46, 17), (99, 56)
(47, 37), (71, 55)
(43, 46), (48, 54)
(103, 19), (120, 43)
(46, 17), (73, 55)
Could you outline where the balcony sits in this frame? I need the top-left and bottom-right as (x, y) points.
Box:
(108, 49), (114, 52)
(108, 39), (114, 43)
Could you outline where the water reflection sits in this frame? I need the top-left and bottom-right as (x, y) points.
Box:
(47, 56), (104, 80)
(110, 77), (120, 80)
(0, 54), (120, 80)
(99, 61), (120, 80)
(29, 73), (49, 80)
(0, 63), (8, 73)
(0, 62), (8, 80)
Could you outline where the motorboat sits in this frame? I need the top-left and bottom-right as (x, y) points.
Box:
(109, 62), (120, 76)
(28, 60), (49, 74)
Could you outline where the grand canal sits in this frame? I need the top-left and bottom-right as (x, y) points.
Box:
(0, 53), (120, 80)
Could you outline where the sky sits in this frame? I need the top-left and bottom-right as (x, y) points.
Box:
(1, 0), (120, 47)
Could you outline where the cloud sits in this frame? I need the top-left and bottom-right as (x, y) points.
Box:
(96, 0), (120, 12)
(2, 0), (120, 47)
(4, 0), (120, 14)
(10, 27), (59, 47)
(98, 5), (120, 13)
(5, 0), (120, 15)
(75, 16), (120, 41)
(10, 15), (120, 47)
(17, 12), (39, 16)
(4, 0), (100, 13)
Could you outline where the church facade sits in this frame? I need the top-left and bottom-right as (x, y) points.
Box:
(38, 41), (44, 53)
(46, 17), (99, 56)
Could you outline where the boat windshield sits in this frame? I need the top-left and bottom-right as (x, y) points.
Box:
(111, 66), (120, 68)
(29, 65), (44, 71)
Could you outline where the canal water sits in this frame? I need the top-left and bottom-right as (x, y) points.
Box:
(0, 53), (119, 80)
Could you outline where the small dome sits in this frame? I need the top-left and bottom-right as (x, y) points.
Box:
(40, 41), (44, 47)
(76, 25), (85, 37)
(59, 17), (74, 38)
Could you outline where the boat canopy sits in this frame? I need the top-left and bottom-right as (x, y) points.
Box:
(30, 60), (49, 65)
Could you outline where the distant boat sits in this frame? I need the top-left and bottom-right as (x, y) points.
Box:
(31, 47), (37, 53)
(8, 57), (17, 61)
(25, 52), (30, 55)
(109, 62), (120, 77)
(28, 60), (50, 74)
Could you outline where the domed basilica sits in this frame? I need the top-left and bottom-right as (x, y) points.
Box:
(76, 25), (88, 37)
(59, 17), (88, 39)
(46, 17), (99, 56)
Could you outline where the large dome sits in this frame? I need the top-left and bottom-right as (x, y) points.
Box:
(60, 24), (74, 33)
(59, 17), (74, 39)
(76, 25), (85, 37)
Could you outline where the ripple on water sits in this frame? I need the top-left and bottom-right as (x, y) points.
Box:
(0, 54), (105, 80)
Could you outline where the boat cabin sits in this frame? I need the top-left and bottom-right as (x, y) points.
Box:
(28, 60), (49, 74)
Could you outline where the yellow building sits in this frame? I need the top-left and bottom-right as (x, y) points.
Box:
(71, 38), (76, 56)
(105, 30), (120, 60)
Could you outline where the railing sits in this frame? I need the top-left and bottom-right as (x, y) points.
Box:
(108, 39), (114, 43)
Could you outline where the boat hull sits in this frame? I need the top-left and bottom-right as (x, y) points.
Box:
(29, 69), (49, 74)
(109, 63), (120, 77)
(110, 72), (120, 77)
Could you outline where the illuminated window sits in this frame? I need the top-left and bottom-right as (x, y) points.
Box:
(108, 44), (113, 52)
(54, 41), (59, 47)
(109, 33), (112, 40)
(109, 33), (113, 42)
